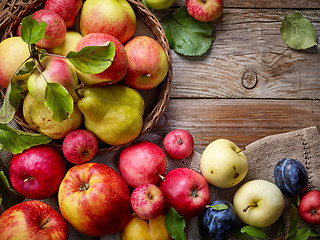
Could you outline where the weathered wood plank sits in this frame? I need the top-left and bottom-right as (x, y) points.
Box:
(224, 0), (320, 9)
(164, 9), (320, 99)
(150, 99), (320, 153)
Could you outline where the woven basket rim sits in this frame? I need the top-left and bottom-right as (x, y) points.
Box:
(0, 0), (173, 155)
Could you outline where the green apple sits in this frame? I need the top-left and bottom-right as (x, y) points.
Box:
(233, 179), (285, 228)
(122, 214), (171, 240)
(145, 0), (176, 9)
(0, 36), (30, 89)
(200, 139), (248, 188)
(48, 31), (83, 56)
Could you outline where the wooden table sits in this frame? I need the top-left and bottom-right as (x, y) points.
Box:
(150, 0), (320, 154)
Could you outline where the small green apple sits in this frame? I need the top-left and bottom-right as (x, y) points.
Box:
(200, 139), (248, 188)
(233, 179), (285, 228)
(145, 0), (176, 9)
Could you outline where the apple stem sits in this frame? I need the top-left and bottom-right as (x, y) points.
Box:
(156, 172), (165, 181)
(243, 203), (258, 212)
(24, 176), (33, 182)
(236, 147), (245, 154)
(39, 217), (51, 229)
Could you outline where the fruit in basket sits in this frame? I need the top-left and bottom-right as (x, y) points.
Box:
(298, 190), (320, 225)
(79, 0), (136, 44)
(118, 141), (167, 189)
(130, 183), (166, 220)
(122, 214), (171, 240)
(0, 36), (30, 89)
(27, 56), (78, 102)
(77, 84), (144, 146)
(23, 93), (83, 139)
(32, 9), (67, 48)
(201, 200), (237, 240)
(122, 36), (169, 90)
(233, 179), (285, 228)
(44, 0), (83, 28)
(48, 30), (83, 56)
(74, 33), (128, 86)
(62, 129), (98, 164)
(274, 158), (308, 197)
(200, 139), (248, 188)
(159, 167), (210, 219)
(186, 0), (223, 22)
(145, 0), (176, 10)
(163, 129), (194, 160)
(58, 162), (131, 236)
(9, 145), (66, 199)
(0, 200), (69, 240)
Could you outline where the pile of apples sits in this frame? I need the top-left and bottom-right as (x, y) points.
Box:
(0, 0), (170, 147)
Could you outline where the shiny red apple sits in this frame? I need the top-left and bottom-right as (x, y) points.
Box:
(298, 190), (320, 225)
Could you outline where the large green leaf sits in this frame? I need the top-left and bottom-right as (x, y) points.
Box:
(165, 207), (187, 240)
(44, 83), (74, 123)
(0, 124), (51, 154)
(67, 42), (115, 74)
(0, 171), (24, 209)
(20, 15), (47, 45)
(161, 6), (215, 56)
(0, 82), (24, 124)
(280, 13), (318, 50)
(240, 226), (267, 240)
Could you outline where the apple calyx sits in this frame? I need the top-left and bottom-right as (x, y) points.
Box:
(80, 182), (90, 191)
(191, 189), (199, 198)
(243, 203), (258, 212)
(39, 217), (51, 229)
(311, 209), (318, 215)
(177, 137), (183, 145)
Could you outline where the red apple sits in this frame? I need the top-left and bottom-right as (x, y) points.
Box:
(74, 32), (128, 86)
(44, 0), (83, 28)
(159, 167), (210, 219)
(186, 0), (223, 22)
(32, 9), (67, 48)
(9, 145), (66, 200)
(58, 162), (132, 236)
(130, 183), (166, 220)
(122, 36), (169, 90)
(298, 190), (320, 225)
(79, 0), (136, 44)
(27, 55), (78, 102)
(0, 200), (69, 240)
(163, 129), (194, 160)
(118, 141), (167, 189)
(62, 129), (98, 164)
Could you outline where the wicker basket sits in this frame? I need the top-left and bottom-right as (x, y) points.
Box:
(0, 0), (172, 155)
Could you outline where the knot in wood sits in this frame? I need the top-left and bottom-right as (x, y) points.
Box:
(242, 70), (258, 89)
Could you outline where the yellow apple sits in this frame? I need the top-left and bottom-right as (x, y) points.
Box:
(122, 214), (171, 240)
(145, 0), (176, 10)
(233, 179), (285, 228)
(48, 31), (83, 56)
(200, 139), (248, 188)
(0, 37), (30, 89)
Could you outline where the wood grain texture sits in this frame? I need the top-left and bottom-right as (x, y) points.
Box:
(150, 99), (320, 153)
(224, 0), (320, 9)
(163, 8), (320, 99)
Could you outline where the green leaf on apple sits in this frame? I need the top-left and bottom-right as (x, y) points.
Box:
(20, 15), (47, 45)
(161, 6), (215, 56)
(44, 83), (74, 122)
(240, 226), (267, 240)
(165, 207), (187, 240)
(280, 12), (318, 50)
(0, 170), (24, 209)
(0, 123), (51, 154)
(66, 41), (116, 74)
(16, 60), (35, 76)
(0, 82), (24, 124)
(207, 203), (228, 210)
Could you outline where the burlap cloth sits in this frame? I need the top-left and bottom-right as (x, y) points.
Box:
(1, 126), (319, 239)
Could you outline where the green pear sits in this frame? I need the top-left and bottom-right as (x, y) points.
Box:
(23, 93), (83, 139)
(77, 84), (145, 146)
